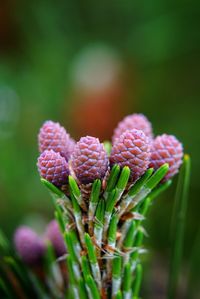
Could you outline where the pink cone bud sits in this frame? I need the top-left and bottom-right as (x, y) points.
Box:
(14, 226), (45, 265)
(45, 220), (66, 257)
(37, 149), (69, 186)
(150, 134), (183, 181)
(110, 129), (151, 181)
(112, 113), (153, 144)
(38, 120), (71, 160)
(70, 136), (109, 184)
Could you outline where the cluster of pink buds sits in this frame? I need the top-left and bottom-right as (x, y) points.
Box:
(111, 113), (183, 182)
(37, 121), (109, 187)
(14, 220), (66, 264)
(13, 113), (184, 297)
(37, 114), (183, 188)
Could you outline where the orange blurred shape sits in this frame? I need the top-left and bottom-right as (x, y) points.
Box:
(68, 44), (131, 141)
(71, 82), (125, 141)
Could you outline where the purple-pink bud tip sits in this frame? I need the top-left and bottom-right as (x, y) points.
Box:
(112, 113), (153, 144)
(37, 149), (69, 186)
(150, 134), (183, 181)
(110, 129), (151, 182)
(38, 120), (72, 160)
(45, 220), (66, 257)
(14, 226), (45, 265)
(70, 136), (109, 184)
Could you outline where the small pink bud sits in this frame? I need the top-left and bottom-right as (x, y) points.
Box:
(110, 129), (151, 182)
(37, 149), (69, 186)
(70, 136), (109, 184)
(112, 113), (153, 144)
(45, 220), (66, 257)
(14, 226), (45, 265)
(150, 134), (183, 181)
(38, 120), (71, 160)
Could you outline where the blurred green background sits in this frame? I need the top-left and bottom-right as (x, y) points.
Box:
(0, 1), (199, 298)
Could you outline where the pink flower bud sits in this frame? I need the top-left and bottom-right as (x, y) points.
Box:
(37, 149), (69, 186)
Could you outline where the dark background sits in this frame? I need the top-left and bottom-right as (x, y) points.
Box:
(0, 1), (199, 298)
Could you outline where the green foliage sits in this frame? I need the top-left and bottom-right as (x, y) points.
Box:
(0, 160), (190, 298)
(0, 230), (47, 299)
(41, 163), (174, 298)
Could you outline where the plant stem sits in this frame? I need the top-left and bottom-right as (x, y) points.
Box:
(167, 155), (191, 299)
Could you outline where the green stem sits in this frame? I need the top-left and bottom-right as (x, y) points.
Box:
(132, 264), (143, 297)
(123, 263), (132, 299)
(112, 256), (122, 296)
(84, 233), (101, 290)
(88, 179), (101, 235)
(167, 155), (191, 299)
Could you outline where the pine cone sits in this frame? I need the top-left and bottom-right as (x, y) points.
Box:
(14, 226), (45, 265)
(150, 134), (183, 181)
(38, 120), (71, 160)
(110, 129), (151, 182)
(37, 149), (69, 186)
(112, 113), (153, 144)
(70, 136), (109, 184)
(45, 220), (66, 257)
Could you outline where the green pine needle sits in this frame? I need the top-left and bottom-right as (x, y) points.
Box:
(145, 163), (169, 190)
(112, 256), (122, 279)
(123, 263), (132, 293)
(78, 278), (88, 299)
(104, 164), (121, 196)
(132, 264), (143, 297)
(115, 290), (122, 299)
(90, 179), (101, 204)
(137, 197), (151, 217)
(116, 166), (130, 191)
(81, 256), (92, 280)
(71, 192), (81, 214)
(64, 232), (78, 263)
(41, 178), (73, 212)
(86, 275), (101, 299)
(123, 221), (136, 249)
(66, 255), (77, 285)
(108, 214), (118, 245)
(95, 200), (105, 228)
(40, 178), (64, 198)
(131, 230), (144, 262)
(69, 175), (81, 199)
(84, 233), (97, 265)
(167, 154), (191, 299)
(106, 189), (118, 213)
(128, 168), (154, 197)
(69, 175), (87, 211)
(54, 210), (65, 233)
(147, 179), (172, 203)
